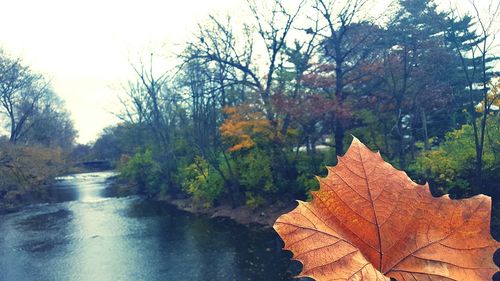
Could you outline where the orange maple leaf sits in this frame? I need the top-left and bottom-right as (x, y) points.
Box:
(274, 137), (499, 281)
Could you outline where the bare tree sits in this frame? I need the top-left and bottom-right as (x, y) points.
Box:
(0, 49), (53, 144)
(19, 94), (77, 149)
(312, 0), (380, 155)
(118, 53), (185, 192)
(186, 0), (306, 131)
(446, 0), (500, 189)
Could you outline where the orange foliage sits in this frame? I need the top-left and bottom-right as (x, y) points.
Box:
(274, 137), (499, 281)
(220, 105), (273, 152)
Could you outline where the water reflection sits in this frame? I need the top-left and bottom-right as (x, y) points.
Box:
(49, 171), (117, 203)
(0, 172), (304, 280)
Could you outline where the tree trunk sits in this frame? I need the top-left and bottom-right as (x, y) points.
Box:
(9, 112), (17, 144)
(421, 109), (430, 151)
(334, 119), (344, 156)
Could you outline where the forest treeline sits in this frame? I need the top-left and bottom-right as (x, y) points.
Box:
(2, 0), (498, 229)
(0, 49), (77, 208)
(89, 0), (499, 216)
(88, 0), (500, 222)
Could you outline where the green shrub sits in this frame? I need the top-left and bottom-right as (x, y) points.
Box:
(297, 173), (320, 201)
(410, 116), (499, 197)
(239, 149), (275, 193)
(293, 152), (326, 200)
(119, 149), (164, 195)
(245, 192), (265, 208)
(235, 149), (276, 207)
(181, 156), (224, 206)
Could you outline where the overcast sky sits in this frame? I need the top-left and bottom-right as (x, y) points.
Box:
(0, 0), (246, 143)
(0, 0), (496, 143)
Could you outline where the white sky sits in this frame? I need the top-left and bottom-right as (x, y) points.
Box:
(0, 0), (245, 143)
(0, 0), (496, 144)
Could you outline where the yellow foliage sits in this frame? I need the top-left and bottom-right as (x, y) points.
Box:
(476, 78), (499, 114)
(220, 105), (273, 152)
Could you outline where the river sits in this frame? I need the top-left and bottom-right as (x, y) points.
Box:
(0, 172), (304, 281)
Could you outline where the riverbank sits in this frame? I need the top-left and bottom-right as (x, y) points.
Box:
(159, 196), (297, 228)
(0, 185), (51, 215)
(105, 174), (297, 228)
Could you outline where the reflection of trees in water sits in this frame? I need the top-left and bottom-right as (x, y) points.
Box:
(86, 198), (303, 280)
(186, 216), (234, 280)
(231, 227), (304, 280)
(188, 216), (303, 280)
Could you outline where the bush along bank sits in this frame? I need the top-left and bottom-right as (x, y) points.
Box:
(0, 144), (72, 213)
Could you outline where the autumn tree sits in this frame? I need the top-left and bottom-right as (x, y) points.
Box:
(180, 0), (310, 204)
(310, 0), (383, 155)
(179, 52), (244, 205)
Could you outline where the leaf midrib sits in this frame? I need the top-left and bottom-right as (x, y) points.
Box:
(358, 146), (384, 272)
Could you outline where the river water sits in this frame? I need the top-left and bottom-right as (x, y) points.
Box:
(0, 172), (303, 281)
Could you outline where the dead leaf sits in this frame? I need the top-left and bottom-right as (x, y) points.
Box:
(274, 137), (499, 280)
